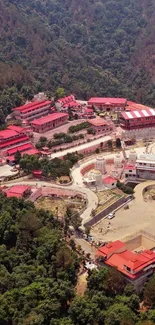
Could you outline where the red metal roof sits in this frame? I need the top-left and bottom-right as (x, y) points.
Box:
(4, 185), (31, 198)
(22, 148), (39, 156)
(102, 176), (117, 184)
(88, 97), (127, 105)
(21, 101), (51, 114)
(124, 164), (136, 170)
(96, 240), (125, 258)
(126, 101), (152, 111)
(121, 108), (155, 120)
(13, 100), (51, 112)
(96, 240), (155, 279)
(7, 125), (25, 133)
(31, 113), (68, 126)
(7, 143), (33, 155)
(87, 118), (108, 127)
(0, 135), (29, 149)
(0, 129), (18, 140)
(56, 95), (74, 103)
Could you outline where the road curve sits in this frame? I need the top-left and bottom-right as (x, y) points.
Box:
(4, 179), (98, 227)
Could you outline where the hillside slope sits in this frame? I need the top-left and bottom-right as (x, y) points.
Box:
(0, 0), (155, 104)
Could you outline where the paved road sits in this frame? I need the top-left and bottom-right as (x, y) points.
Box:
(4, 145), (147, 228)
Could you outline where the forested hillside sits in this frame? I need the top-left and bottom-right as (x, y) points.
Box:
(1, 192), (155, 324)
(0, 0), (155, 105)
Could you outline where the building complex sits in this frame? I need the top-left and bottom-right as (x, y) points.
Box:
(96, 240), (155, 292)
(12, 100), (52, 122)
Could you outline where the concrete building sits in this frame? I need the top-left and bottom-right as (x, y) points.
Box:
(136, 154), (155, 180)
(128, 149), (137, 164)
(0, 126), (35, 159)
(124, 164), (137, 179)
(12, 100), (52, 122)
(120, 108), (155, 139)
(55, 95), (81, 111)
(102, 176), (117, 189)
(114, 153), (123, 168)
(31, 113), (68, 133)
(95, 156), (106, 174)
(88, 97), (127, 112)
(87, 118), (112, 135)
(96, 240), (155, 292)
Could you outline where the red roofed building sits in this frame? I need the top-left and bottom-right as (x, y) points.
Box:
(87, 118), (112, 134)
(124, 164), (136, 179)
(55, 95), (82, 112)
(120, 108), (155, 139)
(4, 185), (31, 198)
(12, 100), (52, 122)
(102, 175), (117, 189)
(0, 128), (31, 157)
(96, 240), (155, 291)
(88, 98), (127, 112)
(31, 113), (68, 133)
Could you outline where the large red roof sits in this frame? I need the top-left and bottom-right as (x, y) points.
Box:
(22, 148), (40, 156)
(31, 113), (68, 126)
(0, 135), (29, 149)
(7, 125), (25, 133)
(121, 108), (155, 120)
(96, 240), (125, 258)
(13, 100), (51, 114)
(7, 143), (33, 155)
(0, 129), (18, 140)
(96, 240), (155, 279)
(88, 97), (127, 105)
(102, 176), (116, 184)
(87, 118), (108, 127)
(4, 185), (31, 198)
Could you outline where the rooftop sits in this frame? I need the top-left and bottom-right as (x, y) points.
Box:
(7, 125), (25, 133)
(0, 129), (18, 140)
(31, 113), (68, 126)
(124, 164), (136, 170)
(121, 108), (155, 120)
(4, 185), (31, 198)
(88, 97), (127, 105)
(102, 176), (116, 184)
(0, 135), (29, 149)
(96, 240), (155, 279)
(13, 100), (51, 113)
(87, 118), (108, 127)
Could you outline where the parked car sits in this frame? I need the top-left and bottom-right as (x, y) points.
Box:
(107, 212), (115, 220)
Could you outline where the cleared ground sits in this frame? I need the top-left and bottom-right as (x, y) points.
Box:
(35, 196), (86, 218)
(91, 181), (155, 242)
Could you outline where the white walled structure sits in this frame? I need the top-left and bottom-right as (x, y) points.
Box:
(122, 127), (155, 140)
(128, 149), (137, 164)
(114, 153), (123, 168)
(136, 154), (155, 180)
(95, 156), (106, 174)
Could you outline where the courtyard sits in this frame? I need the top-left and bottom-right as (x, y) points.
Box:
(90, 180), (155, 243)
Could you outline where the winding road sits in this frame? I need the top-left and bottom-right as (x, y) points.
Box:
(4, 145), (148, 228)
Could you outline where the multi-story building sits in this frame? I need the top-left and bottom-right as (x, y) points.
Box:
(87, 118), (112, 135)
(0, 125), (38, 161)
(120, 108), (155, 139)
(55, 95), (81, 111)
(88, 97), (127, 112)
(136, 154), (155, 180)
(96, 240), (155, 292)
(12, 100), (52, 122)
(31, 112), (68, 133)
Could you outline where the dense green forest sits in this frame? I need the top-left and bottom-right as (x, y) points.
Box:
(1, 192), (155, 324)
(0, 0), (155, 109)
